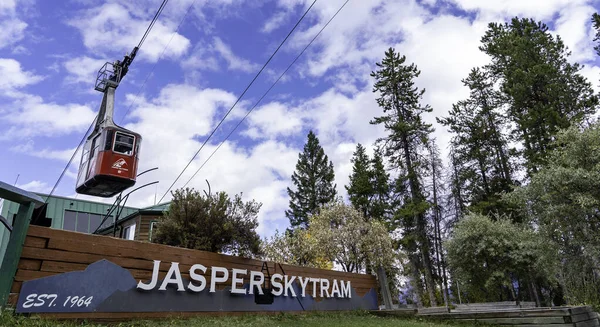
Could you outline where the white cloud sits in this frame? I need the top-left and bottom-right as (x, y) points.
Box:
(261, 11), (288, 33)
(182, 37), (260, 73)
(446, 0), (590, 21)
(63, 56), (108, 85)
(0, 58), (43, 97)
(1, 94), (96, 139)
(67, 2), (191, 63)
(0, 0), (26, 50)
(553, 3), (597, 63)
(244, 102), (303, 139)
(16, 180), (52, 194)
(0, 19), (27, 49)
(10, 140), (78, 162)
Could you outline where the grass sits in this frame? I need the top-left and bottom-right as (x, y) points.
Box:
(0, 310), (483, 327)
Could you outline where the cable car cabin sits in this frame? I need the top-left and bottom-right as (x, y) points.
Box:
(76, 127), (141, 197)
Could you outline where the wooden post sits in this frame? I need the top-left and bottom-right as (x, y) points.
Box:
(0, 202), (34, 307)
(377, 266), (394, 309)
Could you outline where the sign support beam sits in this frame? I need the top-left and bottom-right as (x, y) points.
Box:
(0, 181), (44, 308)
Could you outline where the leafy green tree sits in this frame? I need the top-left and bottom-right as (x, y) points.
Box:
(285, 130), (337, 229)
(308, 199), (397, 273)
(480, 17), (598, 177)
(261, 228), (331, 269)
(445, 212), (557, 305)
(152, 187), (262, 258)
(370, 47), (437, 307)
(505, 121), (600, 307)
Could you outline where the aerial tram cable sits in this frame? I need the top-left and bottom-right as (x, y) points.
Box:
(154, 0), (318, 205)
(42, 0), (170, 202)
(118, 0), (199, 124)
(181, 0), (351, 189)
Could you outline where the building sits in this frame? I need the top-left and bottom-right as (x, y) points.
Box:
(0, 193), (170, 264)
(96, 202), (170, 242)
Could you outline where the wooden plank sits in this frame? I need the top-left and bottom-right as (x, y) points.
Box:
(420, 309), (571, 319)
(575, 319), (600, 327)
(464, 316), (567, 324)
(571, 306), (594, 315)
(17, 259), (42, 271)
(8, 293), (18, 306)
(418, 307), (449, 314)
(24, 236), (47, 248)
(28, 226), (376, 280)
(458, 320), (573, 327)
(41, 239), (375, 286)
(573, 312), (599, 323)
(14, 269), (56, 282)
(26, 226), (376, 283)
(11, 281), (21, 293)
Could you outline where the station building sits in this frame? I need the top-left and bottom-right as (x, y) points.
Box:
(0, 193), (169, 264)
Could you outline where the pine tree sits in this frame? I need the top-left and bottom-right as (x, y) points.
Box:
(370, 47), (437, 307)
(480, 17), (598, 177)
(346, 143), (373, 218)
(286, 130), (337, 229)
(594, 13), (600, 57)
(437, 68), (515, 216)
(370, 147), (391, 223)
(426, 139), (450, 307)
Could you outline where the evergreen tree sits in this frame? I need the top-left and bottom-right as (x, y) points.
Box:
(370, 47), (437, 307)
(437, 68), (515, 216)
(593, 13), (600, 57)
(480, 17), (598, 177)
(426, 139), (450, 306)
(346, 143), (373, 218)
(285, 130), (337, 229)
(370, 147), (391, 223)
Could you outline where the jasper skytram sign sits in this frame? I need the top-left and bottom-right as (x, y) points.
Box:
(16, 259), (378, 313)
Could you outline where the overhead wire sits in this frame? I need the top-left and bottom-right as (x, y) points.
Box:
(154, 0), (318, 205)
(138, 0), (169, 49)
(43, 0), (170, 202)
(118, 0), (199, 124)
(181, 0), (350, 189)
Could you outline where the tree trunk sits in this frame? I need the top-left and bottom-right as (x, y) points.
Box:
(408, 253), (424, 308)
(421, 246), (438, 306)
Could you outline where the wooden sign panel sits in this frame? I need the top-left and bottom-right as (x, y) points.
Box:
(9, 226), (379, 320)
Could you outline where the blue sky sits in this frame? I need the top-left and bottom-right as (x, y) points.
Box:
(1, 0), (600, 237)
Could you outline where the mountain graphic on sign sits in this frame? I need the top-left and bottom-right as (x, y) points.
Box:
(16, 260), (137, 313)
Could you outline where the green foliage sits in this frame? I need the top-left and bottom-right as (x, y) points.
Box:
(345, 143), (372, 218)
(480, 17), (598, 176)
(260, 228), (331, 269)
(345, 144), (391, 224)
(437, 68), (516, 218)
(152, 188), (262, 258)
(592, 12), (600, 57)
(370, 47), (437, 307)
(504, 121), (600, 306)
(445, 212), (557, 303)
(286, 130), (337, 229)
(308, 199), (399, 273)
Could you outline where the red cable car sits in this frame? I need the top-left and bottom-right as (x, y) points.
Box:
(76, 49), (142, 198)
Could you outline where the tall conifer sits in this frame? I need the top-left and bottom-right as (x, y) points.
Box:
(286, 130), (337, 229)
